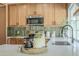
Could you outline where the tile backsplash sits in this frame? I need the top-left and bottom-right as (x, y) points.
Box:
(7, 26), (63, 37)
(45, 27), (63, 37)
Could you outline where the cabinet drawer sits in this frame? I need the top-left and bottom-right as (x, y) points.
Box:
(8, 38), (24, 44)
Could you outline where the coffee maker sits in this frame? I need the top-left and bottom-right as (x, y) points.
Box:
(24, 34), (35, 48)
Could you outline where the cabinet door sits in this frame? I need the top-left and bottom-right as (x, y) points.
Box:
(9, 38), (17, 44)
(0, 7), (6, 44)
(17, 38), (24, 44)
(9, 38), (24, 44)
(8, 5), (18, 26)
(43, 4), (54, 27)
(55, 4), (67, 26)
(18, 4), (27, 26)
(48, 4), (54, 26)
(27, 4), (36, 16)
(36, 4), (44, 16)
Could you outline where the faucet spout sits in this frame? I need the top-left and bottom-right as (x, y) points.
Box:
(61, 25), (74, 43)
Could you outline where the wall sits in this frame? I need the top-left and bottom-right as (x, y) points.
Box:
(0, 6), (6, 44)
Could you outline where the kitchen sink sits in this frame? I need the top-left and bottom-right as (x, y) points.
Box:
(52, 41), (70, 45)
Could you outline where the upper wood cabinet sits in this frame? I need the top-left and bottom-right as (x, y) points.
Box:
(9, 4), (27, 26)
(36, 4), (44, 16)
(8, 5), (18, 26)
(43, 4), (54, 27)
(8, 4), (37, 26)
(8, 4), (67, 26)
(17, 4), (27, 26)
(55, 4), (67, 26)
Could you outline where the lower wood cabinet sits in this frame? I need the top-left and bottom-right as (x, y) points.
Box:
(8, 38), (24, 44)
(17, 38), (24, 44)
(0, 38), (6, 45)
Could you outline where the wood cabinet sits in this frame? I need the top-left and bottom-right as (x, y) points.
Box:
(8, 4), (37, 26)
(36, 4), (44, 16)
(8, 38), (24, 44)
(8, 4), (67, 26)
(8, 4), (27, 26)
(43, 4), (54, 27)
(8, 5), (18, 26)
(55, 4), (67, 26)
(17, 4), (27, 26)
(9, 38), (17, 44)
(28, 4), (36, 16)
(8, 3), (67, 44)
(0, 7), (6, 44)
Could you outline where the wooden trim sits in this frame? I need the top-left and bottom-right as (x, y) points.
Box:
(0, 5), (5, 7)
(6, 4), (8, 44)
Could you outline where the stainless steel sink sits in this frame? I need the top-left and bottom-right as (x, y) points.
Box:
(52, 41), (70, 45)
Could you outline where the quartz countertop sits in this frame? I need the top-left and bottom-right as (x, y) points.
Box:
(0, 38), (77, 56)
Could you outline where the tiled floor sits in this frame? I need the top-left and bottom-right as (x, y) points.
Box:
(0, 38), (79, 56)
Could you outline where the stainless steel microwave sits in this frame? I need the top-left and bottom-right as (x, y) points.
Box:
(27, 16), (44, 24)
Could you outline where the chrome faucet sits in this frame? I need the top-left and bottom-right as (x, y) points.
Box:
(61, 25), (74, 43)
